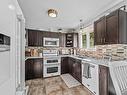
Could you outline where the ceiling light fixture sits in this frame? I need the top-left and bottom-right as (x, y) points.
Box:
(48, 9), (58, 18)
(79, 19), (83, 30)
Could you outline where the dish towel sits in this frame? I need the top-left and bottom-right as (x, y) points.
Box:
(83, 63), (91, 79)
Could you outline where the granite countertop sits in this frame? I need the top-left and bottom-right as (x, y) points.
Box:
(26, 54), (126, 67)
(59, 55), (110, 67)
(25, 56), (43, 60)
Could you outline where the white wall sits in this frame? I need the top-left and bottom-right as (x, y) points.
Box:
(0, 0), (16, 94)
(0, 0), (24, 95)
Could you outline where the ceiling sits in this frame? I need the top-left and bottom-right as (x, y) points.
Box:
(18, 0), (123, 32)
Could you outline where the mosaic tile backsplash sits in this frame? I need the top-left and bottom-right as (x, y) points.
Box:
(77, 44), (127, 60)
(25, 44), (127, 60)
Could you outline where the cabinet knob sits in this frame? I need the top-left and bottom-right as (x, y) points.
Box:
(87, 84), (90, 86)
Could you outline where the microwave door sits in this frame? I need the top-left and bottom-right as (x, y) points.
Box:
(45, 41), (57, 45)
(43, 38), (59, 47)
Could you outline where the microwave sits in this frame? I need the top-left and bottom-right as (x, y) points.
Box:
(43, 37), (59, 47)
(0, 34), (10, 45)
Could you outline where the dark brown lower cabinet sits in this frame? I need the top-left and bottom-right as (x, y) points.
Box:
(68, 57), (75, 76)
(99, 65), (108, 95)
(61, 57), (82, 83)
(68, 57), (82, 83)
(25, 59), (43, 80)
(99, 65), (116, 95)
(74, 59), (82, 83)
(61, 57), (69, 74)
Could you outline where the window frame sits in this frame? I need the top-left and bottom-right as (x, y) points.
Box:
(80, 25), (96, 50)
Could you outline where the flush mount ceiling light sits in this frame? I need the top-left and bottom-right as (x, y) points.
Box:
(48, 9), (58, 18)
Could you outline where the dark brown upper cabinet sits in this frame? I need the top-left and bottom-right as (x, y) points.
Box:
(28, 29), (43, 46)
(94, 9), (127, 45)
(94, 17), (106, 45)
(27, 29), (63, 47)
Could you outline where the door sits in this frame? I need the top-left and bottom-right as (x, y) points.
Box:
(106, 10), (119, 44)
(94, 17), (106, 45)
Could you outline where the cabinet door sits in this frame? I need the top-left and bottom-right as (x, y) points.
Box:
(74, 60), (82, 83)
(94, 17), (106, 45)
(106, 10), (119, 44)
(28, 30), (43, 46)
(108, 72), (116, 95)
(68, 57), (75, 76)
(61, 57), (69, 74)
(99, 65), (108, 95)
(28, 30), (38, 46)
(33, 59), (43, 78)
(37, 31), (43, 46)
(25, 59), (34, 80)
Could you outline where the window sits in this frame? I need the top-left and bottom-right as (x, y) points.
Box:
(90, 32), (94, 48)
(80, 25), (95, 49)
(82, 33), (87, 48)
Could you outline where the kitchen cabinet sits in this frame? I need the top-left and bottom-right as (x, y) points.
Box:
(94, 17), (106, 45)
(61, 57), (69, 74)
(27, 29), (79, 47)
(28, 30), (38, 46)
(37, 31), (43, 46)
(74, 59), (82, 83)
(94, 9), (127, 45)
(106, 10), (127, 44)
(68, 57), (82, 83)
(27, 29), (65, 47)
(99, 65), (116, 95)
(68, 57), (75, 75)
(25, 59), (34, 80)
(28, 30), (43, 46)
(99, 65), (108, 95)
(61, 57), (82, 83)
(25, 59), (43, 80)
